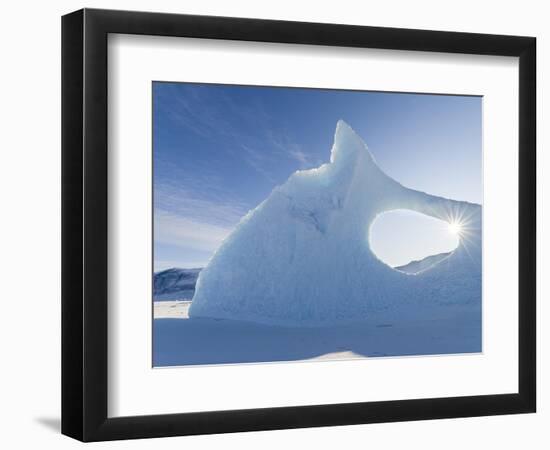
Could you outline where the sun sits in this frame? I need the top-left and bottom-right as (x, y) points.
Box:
(448, 221), (463, 235)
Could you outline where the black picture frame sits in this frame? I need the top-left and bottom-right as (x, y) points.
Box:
(62, 8), (536, 442)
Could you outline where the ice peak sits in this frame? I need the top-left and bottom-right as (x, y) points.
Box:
(331, 120), (376, 168)
(335, 119), (355, 135)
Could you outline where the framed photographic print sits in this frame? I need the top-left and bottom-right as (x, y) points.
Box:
(61, 8), (536, 442)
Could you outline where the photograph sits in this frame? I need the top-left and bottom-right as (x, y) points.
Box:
(152, 82), (482, 367)
(54, 5), (537, 444)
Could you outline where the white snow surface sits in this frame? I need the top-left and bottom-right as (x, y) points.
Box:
(189, 121), (481, 326)
(154, 303), (480, 366)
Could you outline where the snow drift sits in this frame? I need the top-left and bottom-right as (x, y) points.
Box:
(189, 121), (481, 326)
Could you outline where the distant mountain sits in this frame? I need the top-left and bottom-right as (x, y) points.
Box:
(394, 252), (451, 275)
(153, 268), (202, 301)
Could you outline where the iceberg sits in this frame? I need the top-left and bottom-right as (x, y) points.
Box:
(189, 121), (481, 326)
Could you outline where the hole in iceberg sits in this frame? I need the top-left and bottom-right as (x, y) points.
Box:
(369, 209), (459, 274)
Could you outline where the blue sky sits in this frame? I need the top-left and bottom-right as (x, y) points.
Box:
(153, 82), (481, 270)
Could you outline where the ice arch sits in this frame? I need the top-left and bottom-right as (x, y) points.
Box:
(369, 209), (459, 272)
(189, 121), (481, 325)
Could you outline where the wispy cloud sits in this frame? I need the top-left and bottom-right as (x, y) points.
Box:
(265, 128), (312, 169)
(155, 210), (233, 253)
(156, 83), (315, 178)
(153, 83), (317, 269)
(153, 182), (249, 265)
(154, 182), (248, 228)
(240, 144), (276, 182)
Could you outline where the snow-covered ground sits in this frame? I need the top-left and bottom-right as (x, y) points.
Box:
(153, 300), (481, 366)
(154, 300), (192, 319)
